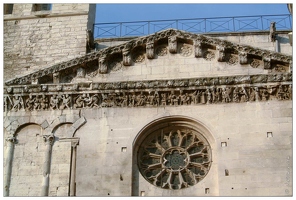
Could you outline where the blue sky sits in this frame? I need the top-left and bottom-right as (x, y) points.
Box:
(95, 3), (290, 23)
(94, 3), (292, 38)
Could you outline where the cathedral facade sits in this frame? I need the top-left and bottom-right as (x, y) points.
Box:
(3, 4), (292, 196)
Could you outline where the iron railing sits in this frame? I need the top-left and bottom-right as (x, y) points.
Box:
(94, 14), (292, 38)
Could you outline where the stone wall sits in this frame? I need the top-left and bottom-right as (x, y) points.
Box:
(74, 100), (292, 196)
(3, 3), (96, 81)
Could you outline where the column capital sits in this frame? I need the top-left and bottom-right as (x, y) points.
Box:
(6, 135), (16, 143)
(43, 135), (55, 145)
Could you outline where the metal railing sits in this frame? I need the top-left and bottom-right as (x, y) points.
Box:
(93, 14), (292, 38)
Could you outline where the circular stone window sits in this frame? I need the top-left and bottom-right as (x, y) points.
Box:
(137, 127), (212, 190)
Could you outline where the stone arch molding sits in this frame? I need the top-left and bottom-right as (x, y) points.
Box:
(132, 115), (216, 193)
(4, 115), (86, 137)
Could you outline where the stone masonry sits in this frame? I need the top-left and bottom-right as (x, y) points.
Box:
(3, 3), (292, 197)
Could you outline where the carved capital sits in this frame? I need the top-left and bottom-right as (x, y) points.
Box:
(168, 36), (177, 53)
(217, 45), (225, 62)
(6, 136), (16, 143)
(239, 51), (248, 64)
(71, 139), (79, 148)
(146, 42), (154, 59)
(43, 135), (55, 145)
(194, 39), (203, 58)
(122, 49), (131, 66)
(263, 57), (271, 69)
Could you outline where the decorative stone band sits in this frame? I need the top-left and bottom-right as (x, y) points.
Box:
(3, 75), (292, 113)
(5, 29), (292, 86)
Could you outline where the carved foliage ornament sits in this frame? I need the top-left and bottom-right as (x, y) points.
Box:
(138, 128), (211, 190)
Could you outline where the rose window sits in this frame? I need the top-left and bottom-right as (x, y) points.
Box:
(138, 128), (211, 190)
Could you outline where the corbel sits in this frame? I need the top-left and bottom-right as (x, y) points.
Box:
(263, 56), (271, 69)
(239, 51), (248, 65)
(217, 45), (226, 62)
(122, 48), (132, 66)
(194, 39), (203, 58)
(168, 36), (177, 54)
(146, 42), (154, 59)
(98, 54), (108, 74)
(53, 72), (60, 84)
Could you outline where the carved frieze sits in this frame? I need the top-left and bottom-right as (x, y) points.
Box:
(3, 73), (292, 113)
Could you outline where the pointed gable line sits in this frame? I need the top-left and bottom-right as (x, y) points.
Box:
(5, 29), (292, 86)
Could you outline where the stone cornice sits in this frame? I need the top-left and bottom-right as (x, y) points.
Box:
(5, 29), (292, 86)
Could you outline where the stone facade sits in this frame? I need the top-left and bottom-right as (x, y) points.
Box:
(3, 4), (292, 197)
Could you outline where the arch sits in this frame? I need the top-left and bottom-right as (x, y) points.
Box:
(131, 115), (217, 196)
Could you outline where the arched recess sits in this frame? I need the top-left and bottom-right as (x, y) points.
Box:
(131, 115), (218, 196)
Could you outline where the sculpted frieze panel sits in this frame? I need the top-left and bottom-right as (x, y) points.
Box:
(3, 80), (292, 113)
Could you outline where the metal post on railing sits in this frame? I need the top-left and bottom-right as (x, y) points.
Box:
(176, 20), (178, 30)
(233, 17), (235, 32)
(148, 21), (150, 34)
(120, 23), (122, 37)
(261, 16), (263, 30)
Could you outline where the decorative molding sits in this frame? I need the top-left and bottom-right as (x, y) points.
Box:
(5, 29), (292, 86)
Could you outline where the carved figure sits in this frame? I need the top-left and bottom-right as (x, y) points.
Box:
(50, 95), (60, 110)
(12, 95), (24, 111)
(261, 88), (269, 101)
(161, 93), (167, 106)
(222, 87), (232, 103)
(206, 89), (212, 104)
(154, 91), (160, 106)
(87, 94), (100, 108)
(40, 94), (48, 110)
(240, 87), (249, 102)
(60, 94), (72, 109)
(74, 94), (86, 108)
(26, 94), (35, 111)
(232, 87), (240, 102)
(34, 95), (42, 110)
(254, 87), (261, 101)
(137, 92), (146, 106)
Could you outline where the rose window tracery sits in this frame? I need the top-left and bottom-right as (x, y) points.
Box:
(138, 128), (211, 190)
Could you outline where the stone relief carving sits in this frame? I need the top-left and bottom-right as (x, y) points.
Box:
(156, 45), (168, 56)
(226, 54), (239, 65)
(3, 83), (291, 112)
(203, 50), (215, 61)
(250, 59), (261, 68)
(179, 44), (192, 57)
